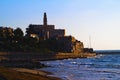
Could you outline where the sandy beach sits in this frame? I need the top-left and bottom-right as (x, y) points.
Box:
(11, 68), (61, 80)
(11, 68), (51, 76)
(0, 67), (61, 80)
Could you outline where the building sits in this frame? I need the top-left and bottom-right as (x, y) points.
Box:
(27, 12), (65, 40)
(27, 12), (86, 53)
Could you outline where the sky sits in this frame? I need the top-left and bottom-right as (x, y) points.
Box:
(0, 0), (120, 50)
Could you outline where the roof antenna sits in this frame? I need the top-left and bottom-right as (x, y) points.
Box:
(89, 35), (91, 48)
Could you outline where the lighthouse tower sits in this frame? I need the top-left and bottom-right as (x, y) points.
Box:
(43, 12), (47, 25)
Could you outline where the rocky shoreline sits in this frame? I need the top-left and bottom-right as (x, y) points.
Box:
(0, 52), (96, 80)
(0, 52), (96, 61)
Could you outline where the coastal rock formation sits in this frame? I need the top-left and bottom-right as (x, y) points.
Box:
(56, 36), (84, 54)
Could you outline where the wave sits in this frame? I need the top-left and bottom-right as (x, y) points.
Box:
(40, 54), (120, 80)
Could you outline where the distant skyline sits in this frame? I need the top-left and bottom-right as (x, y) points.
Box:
(1, 0), (120, 50)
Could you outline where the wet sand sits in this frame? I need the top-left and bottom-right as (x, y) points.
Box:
(0, 66), (62, 80)
(12, 68), (51, 76)
(11, 68), (62, 80)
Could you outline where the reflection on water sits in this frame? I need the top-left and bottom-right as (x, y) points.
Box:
(40, 54), (120, 80)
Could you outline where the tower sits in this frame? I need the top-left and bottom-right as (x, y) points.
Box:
(43, 12), (47, 25)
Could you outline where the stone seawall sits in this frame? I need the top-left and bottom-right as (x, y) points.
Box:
(0, 52), (96, 61)
(55, 53), (96, 60)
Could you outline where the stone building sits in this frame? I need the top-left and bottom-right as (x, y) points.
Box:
(27, 12), (86, 53)
(27, 12), (65, 40)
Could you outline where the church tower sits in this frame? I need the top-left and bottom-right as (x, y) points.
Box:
(43, 12), (47, 25)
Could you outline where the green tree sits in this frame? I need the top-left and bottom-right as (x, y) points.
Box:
(26, 25), (35, 36)
(0, 27), (14, 40)
(0, 27), (14, 51)
(13, 27), (24, 42)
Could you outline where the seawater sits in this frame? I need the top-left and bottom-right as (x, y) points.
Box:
(40, 54), (120, 80)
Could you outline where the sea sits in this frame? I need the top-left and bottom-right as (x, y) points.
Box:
(40, 50), (120, 80)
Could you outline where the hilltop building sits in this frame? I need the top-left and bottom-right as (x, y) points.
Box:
(26, 12), (89, 54)
(27, 13), (65, 40)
